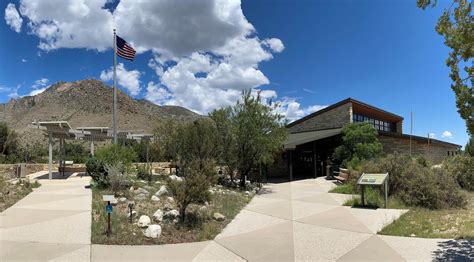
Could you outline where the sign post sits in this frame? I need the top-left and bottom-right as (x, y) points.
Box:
(103, 195), (116, 237)
(357, 173), (389, 208)
(128, 200), (135, 223)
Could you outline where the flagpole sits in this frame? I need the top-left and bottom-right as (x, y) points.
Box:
(113, 29), (117, 144)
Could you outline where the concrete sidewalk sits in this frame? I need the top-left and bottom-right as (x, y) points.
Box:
(1, 171), (92, 261)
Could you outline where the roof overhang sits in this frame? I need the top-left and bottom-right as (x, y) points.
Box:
(284, 128), (342, 149)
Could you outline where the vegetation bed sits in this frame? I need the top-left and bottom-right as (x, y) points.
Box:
(379, 191), (474, 239)
(0, 176), (40, 212)
(91, 175), (253, 245)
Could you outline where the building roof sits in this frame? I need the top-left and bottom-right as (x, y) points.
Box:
(284, 128), (342, 149)
(286, 98), (404, 128)
(379, 131), (461, 148)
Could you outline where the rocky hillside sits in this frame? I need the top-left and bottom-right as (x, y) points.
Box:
(0, 79), (200, 145)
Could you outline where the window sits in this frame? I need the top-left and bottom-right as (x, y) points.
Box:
(353, 113), (396, 133)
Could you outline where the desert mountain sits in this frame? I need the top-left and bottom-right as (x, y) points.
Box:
(0, 79), (201, 145)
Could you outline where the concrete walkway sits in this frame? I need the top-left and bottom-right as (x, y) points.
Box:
(1, 171), (92, 261)
(2, 174), (471, 261)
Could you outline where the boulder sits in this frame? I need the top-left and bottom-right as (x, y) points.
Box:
(163, 202), (174, 211)
(135, 193), (147, 201)
(128, 210), (137, 218)
(164, 209), (179, 219)
(167, 197), (175, 203)
(144, 224), (162, 239)
(169, 175), (184, 181)
(213, 212), (226, 221)
(118, 197), (127, 203)
(151, 195), (160, 202)
(137, 215), (151, 228)
(134, 188), (149, 195)
(155, 185), (168, 196)
(153, 209), (163, 222)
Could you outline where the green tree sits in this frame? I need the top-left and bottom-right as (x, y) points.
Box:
(0, 122), (18, 156)
(210, 90), (288, 187)
(209, 107), (238, 182)
(417, 0), (473, 136)
(333, 122), (383, 167)
(465, 137), (474, 156)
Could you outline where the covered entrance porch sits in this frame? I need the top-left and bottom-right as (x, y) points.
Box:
(284, 128), (342, 181)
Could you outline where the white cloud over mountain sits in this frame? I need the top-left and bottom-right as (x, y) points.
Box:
(5, 0), (323, 119)
(100, 63), (141, 96)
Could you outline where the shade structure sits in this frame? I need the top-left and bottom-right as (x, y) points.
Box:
(284, 128), (342, 149)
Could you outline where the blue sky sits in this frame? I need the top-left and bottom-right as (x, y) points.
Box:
(0, 0), (468, 146)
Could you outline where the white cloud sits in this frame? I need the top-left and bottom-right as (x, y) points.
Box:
(441, 131), (453, 138)
(100, 63), (141, 96)
(32, 78), (49, 89)
(8, 85), (21, 98)
(28, 87), (47, 96)
(263, 38), (285, 53)
(272, 98), (327, 122)
(15, 0), (302, 115)
(4, 3), (23, 33)
(21, 58), (27, 62)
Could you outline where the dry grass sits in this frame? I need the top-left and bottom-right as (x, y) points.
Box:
(91, 176), (252, 245)
(379, 191), (474, 239)
(0, 176), (40, 212)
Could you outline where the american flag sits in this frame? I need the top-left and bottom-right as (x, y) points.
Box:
(116, 35), (136, 61)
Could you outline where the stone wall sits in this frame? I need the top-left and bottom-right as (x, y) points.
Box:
(267, 153), (287, 178)
(288, 103), (351, 133)
(378, 135), (459, 164)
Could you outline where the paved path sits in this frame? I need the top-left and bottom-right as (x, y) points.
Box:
(1, 171), (92, 261)
(2, 174), (471, 261)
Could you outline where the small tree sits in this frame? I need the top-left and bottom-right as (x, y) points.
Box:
(211, 90), (288, 188)
(465, 137), (474, 157)
(167, 160), (213, 223)
(333, 122), (383, 167)
(105, 163), (128, 194)
(0, 122), (18, 156)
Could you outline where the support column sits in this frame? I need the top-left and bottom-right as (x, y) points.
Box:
(90, 141), (95, 156)
(288, 150), (293, 181)
(313, 143), (318, 178)
(59, 138), (63, 176)
(48, 133), (53, 180)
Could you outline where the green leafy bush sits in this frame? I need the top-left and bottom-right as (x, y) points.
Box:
(443, 155), (474, 191)
(136, 164), (152, 181)
(333, 122), (383, 168)
(105, 163), (128, 194)
(86, 157), (107, 187)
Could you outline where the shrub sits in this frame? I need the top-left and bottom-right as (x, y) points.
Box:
(333, 122), (383, 167)
(136, 164), (152, 181)
(105, 163), (128, 194)
(95, 144), (137, 167)
(167, 160), (213, 223)
(86, 157), (107, 187)
(443, 155), (474, 191)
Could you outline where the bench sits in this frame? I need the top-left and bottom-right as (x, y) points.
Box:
(334, 168), (350, 183)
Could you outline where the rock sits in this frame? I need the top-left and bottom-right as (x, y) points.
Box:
(151, 195), (160, 202)
(169, 175), (183, 181)
(144, 224), (162, 238)
(164, 209), (179, 219)
(118, 197), (127, 203)
(135, 193), (147, 201)
(153, 209), (163, 222)
(410, 234), (416, 237)
(155, 185), (168, 196)
(245, 191), (251, 195)
(167, 197), (174, 203)
(139, 180), (147, 183)
(213, 212), (226, 221)
(129, 186), (134, 191)
(134, 188), (149, 195)
(128, 210), (137, 218)
(154, 181), (162, 184)
(205, 201), (209, 206)
(163, 202), (173, 211)
(138, 215), (151, 228)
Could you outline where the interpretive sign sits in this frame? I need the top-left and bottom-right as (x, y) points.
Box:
(357, 173), (389, 208)
(357, 173), (388, 185)
(106, 204), (113, 214)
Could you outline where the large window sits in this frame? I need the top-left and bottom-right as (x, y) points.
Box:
(352, 113), (396, 132)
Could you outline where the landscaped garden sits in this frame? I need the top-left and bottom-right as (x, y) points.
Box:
(0, 175), (40, 212)
(329, 122), (474, 239)
(88, 91), (288, 244)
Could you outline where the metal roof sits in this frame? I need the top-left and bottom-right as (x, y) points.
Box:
(284, 128), (342, 149)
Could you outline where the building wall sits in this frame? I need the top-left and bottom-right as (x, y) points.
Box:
(378, 135), (459, 164)
(288, 103), (351, 133)
(267, 152), (287, 178)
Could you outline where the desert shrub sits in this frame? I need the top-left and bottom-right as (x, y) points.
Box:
(443, 155), (474, 191)
(105, 163), (128, 194)
(136, 164), (152, 181)
(168, 160), (213, 223)
(357, 153), (467, 209)
(86, 157), (108, 187)
(95, 144), (137, 167)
